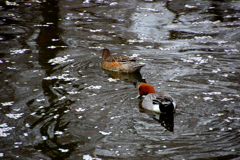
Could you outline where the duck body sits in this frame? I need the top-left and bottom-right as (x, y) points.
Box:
(138, 83), (177, 113)
(101, 49), (145, 73)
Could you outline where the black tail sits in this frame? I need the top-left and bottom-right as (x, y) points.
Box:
(159, 101), (174, 113)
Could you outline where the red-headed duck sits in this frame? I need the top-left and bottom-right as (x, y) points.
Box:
(101, 49), (145, 73)
(137, 83), (177, 113)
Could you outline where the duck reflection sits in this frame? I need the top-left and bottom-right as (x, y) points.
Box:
(102, 68), (146, 87)
(138, 101), (174, 132)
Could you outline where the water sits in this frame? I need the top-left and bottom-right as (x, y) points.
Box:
(0, 0), (240, 159)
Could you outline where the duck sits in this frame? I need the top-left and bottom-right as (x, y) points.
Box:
(137, 83), (177, 113)
(101, 49), (145, 73)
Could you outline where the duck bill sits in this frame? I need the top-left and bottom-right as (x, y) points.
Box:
(136, 94), (142, 98)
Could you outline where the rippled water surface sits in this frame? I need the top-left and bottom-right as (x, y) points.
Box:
(1, 0), (240, 159)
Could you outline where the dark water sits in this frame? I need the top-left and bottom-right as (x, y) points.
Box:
(0, 0), (240, 159)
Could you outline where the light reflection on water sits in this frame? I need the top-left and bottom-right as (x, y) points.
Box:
(0, 0), (240, 159)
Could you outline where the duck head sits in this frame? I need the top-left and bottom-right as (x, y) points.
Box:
(102, 49), (111, 60)
(137, 83), (155, 97)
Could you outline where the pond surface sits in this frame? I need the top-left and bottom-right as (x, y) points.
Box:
(0, 0), (240, 159)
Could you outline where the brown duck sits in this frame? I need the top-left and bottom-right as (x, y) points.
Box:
(101, 49), (145, 73)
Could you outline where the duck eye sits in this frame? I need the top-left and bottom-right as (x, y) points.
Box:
(139, 88), (141, 91)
